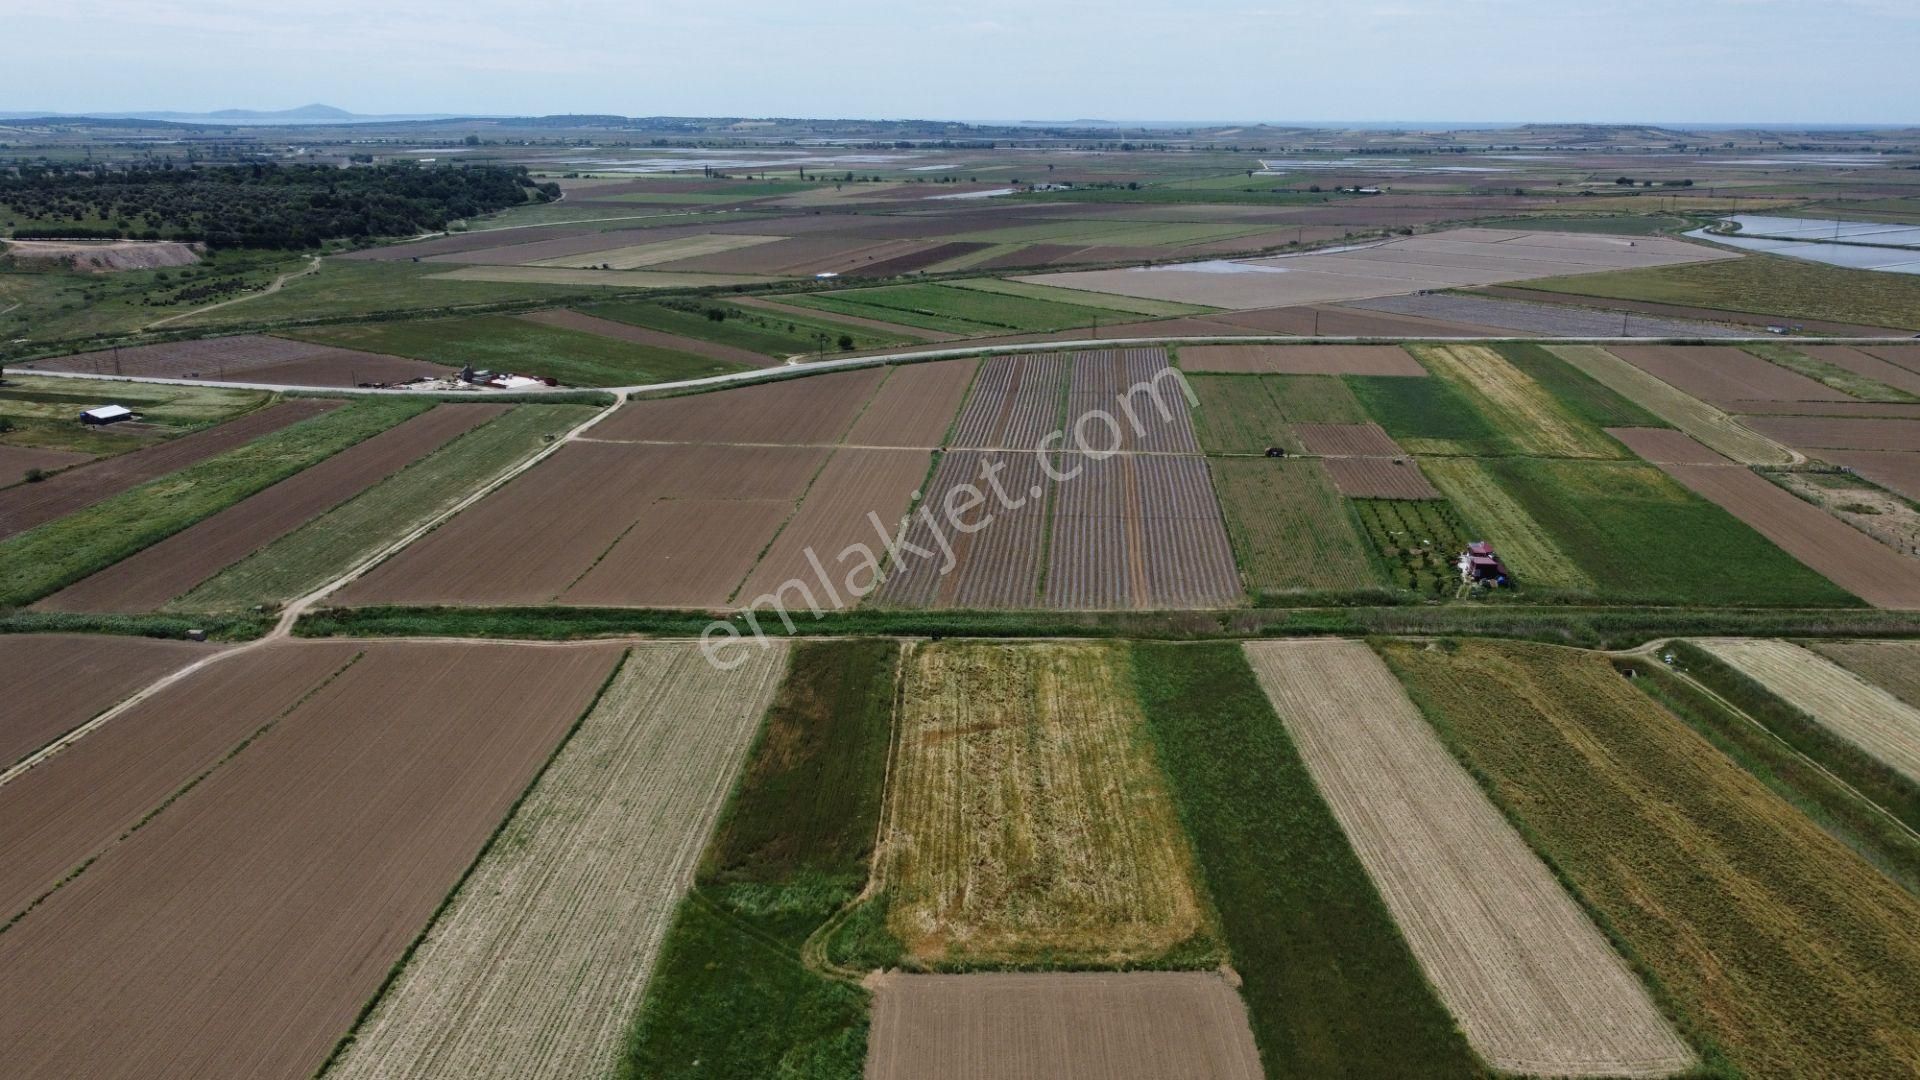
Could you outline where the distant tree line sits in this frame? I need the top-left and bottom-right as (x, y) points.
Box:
(0, 162), (557, 249)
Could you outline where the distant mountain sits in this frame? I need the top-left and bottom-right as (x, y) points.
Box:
(0, 104), (474, 125)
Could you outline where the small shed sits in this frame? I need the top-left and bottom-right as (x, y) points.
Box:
(80, 405), (134, 426)
(1457, 541), (1510, 586)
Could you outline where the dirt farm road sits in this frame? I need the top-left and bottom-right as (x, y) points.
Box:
(143, 254), (323, 330)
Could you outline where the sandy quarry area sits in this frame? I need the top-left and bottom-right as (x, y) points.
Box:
(1, 238), (200, 272)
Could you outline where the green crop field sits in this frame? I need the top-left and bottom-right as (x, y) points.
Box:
(1522, 253), (1920, 331)
(786, 282), (1122, 335)
(175, 259), (636, 330)
(288, 313), (747, 386)
(580, 298), (915, 357)
(1352, 498), (1475, 596)
(1191, 374), (1367, 454)
(1422, 458), (1593, 592)
(1211, 458), (1381, 598)
(1493, 342), (1667, 429)
(945, 278), (1216, 317)
(1346, 372), (1509, 456)
(1130, 642), (1480, 1079)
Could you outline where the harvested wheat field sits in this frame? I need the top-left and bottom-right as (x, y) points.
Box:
(1609, 345), (1851, 406)
(37, 405), (502, 612)
(332, 642), (785, 1080)
(0, 640), (622, 1080)
(1178, 344), (1426, 376)
(0, 634), (208, 770)
(26, 335), (445, 386)
(1244, 640), (1693, 1077)
(1697, 639), (1920, 785)
(595, 366), (887, 445)
(1325, 457), (1441, 499)
(1418, 344), (1621, 458)
(1810, 640), (1920, 708)
(876, 450), (1049, 609)
(1655, 461), (1920, 607)
(843, 359), (979, 446)
(884, 642), (1215, 965)
(1550, 346), (1793, 465)
(947, 353), (1070, 449)
(1045, 453), (1241, 610)
(865, 972), (1262, 1080)
(1605, 427), (1730, 464)
(0, 641), (360, 922)
(734, 447), (929, 607)
(1065, 348), (1200, 453)
(0, 399), (337, 540)
(1293, 421), (1404, 457)
(1743, 415), (1920, 452)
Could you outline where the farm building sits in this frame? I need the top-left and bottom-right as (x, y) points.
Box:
(79, 405), (133, 426)
(1458, 541), (1510, 585)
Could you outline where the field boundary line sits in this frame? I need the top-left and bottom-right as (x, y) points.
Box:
(143, 254), (322, 330)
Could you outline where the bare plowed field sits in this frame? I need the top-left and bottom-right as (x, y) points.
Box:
(1743, 416), (1920, 451)
(0, 399), (337, 539)
(596, 367), (885, 445)
(1605, 427), (1731, 464)
(1245, 641), (1693, 1077)
(0, 444), (89, 482)
(1657, 462), (1920, 608)
(0, 642), (359, 921)
(1610, 345), (1851, 406)
(1863, 345), (1920, 374)
(1819, 450), (1920, 501)
(1810, 641), (1920, 708)
(1799, 345), (1920, 397)
(26, 335), (445, 386)
(559, 498), (794, 607)
(1044, 453), (1241, 609)
(1549, 346), (1793, 465)
(1325, 457), (1441, 499)
(0, 634), (207, 770)
(866, 972), (1262, 1080)
(516, 308), (773, 368)
(1294, 421), (1405, 457)
(844, 360), (979, 447)
(1730, 400), (1920, 418)
(735, 447), (929, 607)
(0, 641), (622, 1080)
(1210, 459), (1377, 593)
(338, 442), (826, 606)
(1344, 291), (1745, 338)
(877, 450), (1048, 608)
(1066, 349), (1199, 453)
(885, 642), (1215, 964)
(1179, 344), (1426, 376)
(332, 643), (783, 1080)
(948, 353), (1069, 449)
(37, 405), (502, 612)
(1697, 639), (1920, 785)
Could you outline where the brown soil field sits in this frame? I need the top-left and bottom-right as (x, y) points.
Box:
(1743, 415), (1920, 452)
(1179, 344), (1426, 376)
(650, 235), (918, 275)
(1609, 345), (1852, 406)
(1346, 291), (1746, 338)
(1485, 285), (1907, 336)
(1658, 462), (1920, 608)
(420, 225), (720, 267)
(558, 497), (794, 607)
(734, 294), (959, 341)
(335, 225), (602, 262)
(877, 450), (1048, 608)
(37, 405), (502, 613)
(1324, 457), (1441, 499)
(1799, 345), (1920, 397)
(338, 442), (826, 607)
(1045, 453), (1241, 609)
(596, 367), (886, 445)
(0, 444), (91, 483)
(1209, 303), (1505, 337)
(515, 308), (774, 368)
(1549, 346), (1794, 465)
(2, 238), (199, 272)
(1246, 640), (1693, 1076)
(1818, 449), (1920, 501)
(866, 972), (1262, 1080)
(0, 642), (359, 921)
(1809, 641), (1920, 709)
(1294, 421), (1406, 457)
(1862, 345), (1920, 374)
(1697, 639), (1920, 785)
(847, 241), (991, 277)
(975, 242), (1083, 270)
(0, 640), (621, 1080)
(735, 447), (929, 607)
(843, 360), (979, 446)
(1066, 349), (1200, 453)
(0, 399), (338, 540)
(331, 643), (784, 1080)
(0, 634), (208, 770)
(948, 353), (1070, 449)
(1727, 400), (1920, 418)
(29, 334), (445, 386)
(1605, 427), (1733, 464)
(532, 232), (786, 270)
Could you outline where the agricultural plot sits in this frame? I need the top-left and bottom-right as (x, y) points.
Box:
(0, 641), (623, 1080)
(1379, 639), (1920, 1079)
(1811, 640), (1920, 709)
(1609, 345), (1852, 407)
(946, 353), (1069, 449)
(1520, 254), (1920, 332)
(561, 497), (795, 608)
(1293, 421), (1404, 457)
(1324, 457), (1441, 499)
(843, 359), (978, 447)
(1549, 345), (1794, 464)
(873, 450), (1051, 609)
(583, 297), (915, 359)
(1190, 375), (1367, 454)
(1415, 344), (1623, 458)
(27, 334), (446, 387)
(733, 447), (930, 608)
(1209, 458), (1378, 595)
(1813, 448), (1920, 501)
(0, 634), (206, 771)
(884, 642), (1216, 965)
(1245, 641), (1692, 1077)
(1423, 458), (1591, 589)
(1696, 639), (1920, 785)
(1346, 371), (1509, 456)
(1352, 498), (1474, 595)
(1044, 453), (1241, 609)
(531, 231), (784, 269)
(333, 643), (783, 1080)
(1604, 427), (1730, 464)
(0, 444), (90, 485)
(948, 276), (1218, 317)
(1066, 349), (1199, 453)
(1343, 290), (1745, 337)
(1179, 343), (1425, 376)
(1742, 415), (1920, 452)
(866, 972), (1263, 1080)
(288, 313), (744, 387)
(1770, 344), (1920, 400)
(38, 404), (499, 612)
(1493, 341), (1666, 429)
(515, 308), (773, 369)
(787, 282), (1120, 335)
(596, 366), (886, 445)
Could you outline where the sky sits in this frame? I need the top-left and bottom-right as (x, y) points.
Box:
(4, 0), (1917, 125)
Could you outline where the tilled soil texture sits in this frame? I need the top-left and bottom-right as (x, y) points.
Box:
(885, 642), (1216, 965)
(1810, 640), (1920, 709)
(1609, 345), (1853, 407)
(37, 405), (503, 612)
(0, 641), (360, 922)
(877, 450), (1049, 609)
(947, 353), (1071, 449)
(1482, 285), (1907, 337)
(0, 399), (338, 540)
(1862, 344), (1920, 374)
(337, 442), (826, 607)
(0, 640), (622, 1080)
(1293, 421), (1407, 457)
(514, 308), (775, 369)
(1697, 638), (1920, 785)
(595, 367), (886, 445)
(1798, 345), (1920, 398)
(1605, 427), (1732, 465)
(1817, 449), (1920, 501)
(28, 334), (446, 387)
(843, 360), (979, 447)
(331, 643), (784, 1080)
(866, 972), (1262, 1080)
(0, 444), (91, 483)
(735, 447), (929, 608)
(1179, 344), (1427, 376)
(1742, 415), (1920, 452)
(1210, 304), (1505, 338)
(1045, 453), (1241, 610)
(1343, 291), (1747, 338)
(1324, 458), (1442, 499)
(558, 498), (795, 608)
(0, 633), (208, 770)
(1245, 640), (1694, 1077)
(1065, 349), (1199, 453)
(1548, 347), (1793, 465)
(1656, 462), (1920, 608)
(1730, 401), (1920, 418)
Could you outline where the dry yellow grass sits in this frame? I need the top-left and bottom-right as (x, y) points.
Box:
(1697, 638), (1920, 785)
(1549, 345), (1795, 465)
(534, 233), (785, 270)
(883, 641), (1214, 966)
(1414, 344), (1618, 459)
(1810, 640), (1920, 709)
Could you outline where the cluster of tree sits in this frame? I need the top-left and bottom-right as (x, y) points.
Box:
(0, 162), (555, 249)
